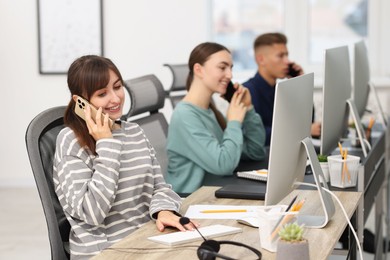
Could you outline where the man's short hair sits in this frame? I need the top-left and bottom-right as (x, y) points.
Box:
(254, 32), (287, 51)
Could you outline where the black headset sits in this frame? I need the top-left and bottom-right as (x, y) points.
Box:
(197, 239), (262, 260)
(179, 217), (262, 260)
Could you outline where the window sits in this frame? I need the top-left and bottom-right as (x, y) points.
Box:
(309, 0), (367, 64)
(212, 0), (284, 74)
(211, 0), (390, 78)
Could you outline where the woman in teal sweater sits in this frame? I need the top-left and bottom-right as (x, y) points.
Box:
(166, 42), (266, 194)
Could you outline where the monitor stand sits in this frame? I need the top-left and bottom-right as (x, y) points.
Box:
(347, 99), (371, 157)
(297, 137), (336, 228)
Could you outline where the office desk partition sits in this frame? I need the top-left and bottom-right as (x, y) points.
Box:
(334, 131), (386, 258)
(92, 187), (361, 260)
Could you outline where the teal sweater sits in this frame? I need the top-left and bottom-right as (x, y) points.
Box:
(166, 101), (266, 193)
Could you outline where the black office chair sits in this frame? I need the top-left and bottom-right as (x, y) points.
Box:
(163, 63), (189, 108)
(25, 106), (71, 260)
(123, 74), (169, 177)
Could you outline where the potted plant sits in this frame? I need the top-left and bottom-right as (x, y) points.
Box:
(276, 222), (309, 260)
(317, 154), (330, 183)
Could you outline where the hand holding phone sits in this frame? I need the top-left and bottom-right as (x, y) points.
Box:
(224, 81), (236, 103)
(74, 95), (114, 129)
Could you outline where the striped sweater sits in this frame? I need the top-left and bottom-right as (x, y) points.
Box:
(53, 121), (182, 259)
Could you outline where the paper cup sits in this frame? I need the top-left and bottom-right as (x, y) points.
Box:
(328, 155), (360, 188)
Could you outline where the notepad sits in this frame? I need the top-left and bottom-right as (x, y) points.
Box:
(147, 225), (242, 246)
(237, 169), (268, 182)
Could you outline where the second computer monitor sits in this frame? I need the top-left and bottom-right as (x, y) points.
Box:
(265, 73), (314, 206)
(320, 45), (351, 156)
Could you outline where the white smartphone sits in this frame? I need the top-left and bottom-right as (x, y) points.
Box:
(74, 95), (114, 128)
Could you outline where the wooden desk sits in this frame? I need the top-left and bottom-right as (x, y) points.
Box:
(92, 187), (361, 260)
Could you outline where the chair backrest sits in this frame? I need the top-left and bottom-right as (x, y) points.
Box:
(164, 63), (189, 108)
(123, 74), (169, 176)
(25, 106), (70, 260)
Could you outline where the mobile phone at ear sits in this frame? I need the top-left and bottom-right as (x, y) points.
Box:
(74, 95), (114, 128)
(224, 81), (236, 102)
(288, 63), (300, 77)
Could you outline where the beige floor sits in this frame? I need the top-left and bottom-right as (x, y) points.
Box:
(0, 187), (50, 259)
(0, 187), (379, 259)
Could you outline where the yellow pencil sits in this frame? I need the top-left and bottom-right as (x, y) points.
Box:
(366, 117), (375, 141)
(338, 142), (344, 157)
(200, 209), (247, 213)
(269, 199), (306, 240)
(367, 117), (375, 130)
(343, 150), (351, 182)
(294, 199), (306, 211)
(270, 214), (295, 240)
(338, 142), (347, 184)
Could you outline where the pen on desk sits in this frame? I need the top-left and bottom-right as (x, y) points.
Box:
(200, 209), (247, 213)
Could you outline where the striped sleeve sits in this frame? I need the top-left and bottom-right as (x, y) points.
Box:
(138, 129), (182, 218)
(53, 128), (123, 225)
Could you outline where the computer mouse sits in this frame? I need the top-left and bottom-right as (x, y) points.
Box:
(236, 217), (259, 228)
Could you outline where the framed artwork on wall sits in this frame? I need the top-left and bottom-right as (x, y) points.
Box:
(37, 0), (103, 74)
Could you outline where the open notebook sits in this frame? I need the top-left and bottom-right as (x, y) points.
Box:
(237, 169), (268, 182)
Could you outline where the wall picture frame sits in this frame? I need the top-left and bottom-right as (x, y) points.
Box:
(37, 0), (103, 74)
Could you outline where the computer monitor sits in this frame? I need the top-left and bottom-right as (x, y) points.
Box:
(353, 40), (370, 118)
(320, 45), (370, 157)
(320, 46), (352, 157)
(265, 73), (335, 228)
(354, 40), (387, 127)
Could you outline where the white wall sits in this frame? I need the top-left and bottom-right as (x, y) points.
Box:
(0, 0), (209, 186)
(1, 0), (390, 187)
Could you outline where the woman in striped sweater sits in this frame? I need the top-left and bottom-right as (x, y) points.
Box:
(53, 55), (191, 259)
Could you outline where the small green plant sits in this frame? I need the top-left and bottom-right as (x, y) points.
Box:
(317, 154), (328, 163)
(278, 222), (304, 242)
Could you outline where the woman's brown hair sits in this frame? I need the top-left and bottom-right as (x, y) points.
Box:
(64, 55), (123, 154)
(186, 42), (230, 129)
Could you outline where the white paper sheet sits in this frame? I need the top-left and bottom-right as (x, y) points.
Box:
(185, 205), (262, 219)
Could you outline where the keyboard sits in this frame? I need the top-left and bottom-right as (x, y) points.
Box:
(147, 224), (242, 246)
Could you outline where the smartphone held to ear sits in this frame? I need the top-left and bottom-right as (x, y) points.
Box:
(288, 63), (300, 77)
(224, 81), (236, 102)
(74, 95), (114, 128)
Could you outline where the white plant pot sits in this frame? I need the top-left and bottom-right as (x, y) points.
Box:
(319, 162), (330, 183)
